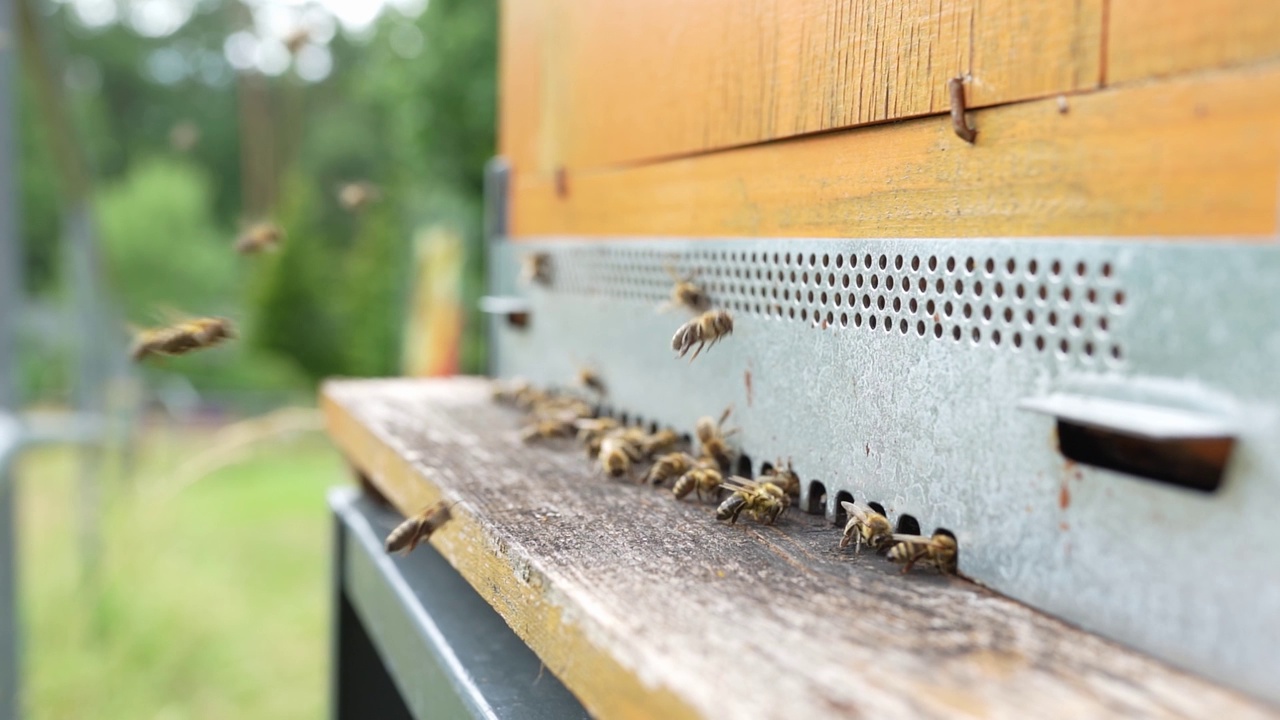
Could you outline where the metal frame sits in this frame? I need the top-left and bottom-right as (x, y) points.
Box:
(329, 487), (588, 720)
(489, 236), (1280, 706)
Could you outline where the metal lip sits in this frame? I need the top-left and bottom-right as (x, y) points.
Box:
(1017, 393), (1237, 440)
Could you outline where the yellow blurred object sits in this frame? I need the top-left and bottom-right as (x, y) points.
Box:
(402, 225), (464, 377)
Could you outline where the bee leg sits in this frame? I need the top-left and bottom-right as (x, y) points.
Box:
(729, 505), (743, 524)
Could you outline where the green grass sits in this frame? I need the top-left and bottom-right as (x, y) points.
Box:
(16, 421), (349, 719)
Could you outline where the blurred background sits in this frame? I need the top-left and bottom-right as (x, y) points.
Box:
(7, 0), (495, 716)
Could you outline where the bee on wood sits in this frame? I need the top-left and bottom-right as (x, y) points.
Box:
(637, 428), (681, 459)
(130, 317), (235, 362)
(672, 463), (724, 501)
(696, 406), (738, 471)
(521, 252), (552, 286)
(576, 368), (606, 396)
(338, 181), (380, 212)
(645, 451), (698, 486)
(520, 417), (575, 443)
(598, 432), (643, 479)
(715, 478), (789, 525)
(659, 265), (709, 314)
(760, 458), (800, 497)
(531, 396), (594, 422)
(492, 378), (534, 405)
(839, 502), (893, 552)
(671, 310), (734, 360)
(887, 532), (958, 574)
(384, 501), (454, 555)
(234, 222), (285, 255)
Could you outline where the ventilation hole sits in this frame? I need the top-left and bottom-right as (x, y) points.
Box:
(806, 481), (828, 514)
(1006, 258), (1016, 274)
(917, 278), (927, 292)
(809, 253), (817, 267)
(917, 320), (926, 336)
(991, 329), (1002, 346)
(933, 527), (956, 541)
(840, 312), (849, 327)
(1048, 311), (1059, 327)
(886, 276), (895, 291)
(869, 315), (878, 330)
(982, 305), (992, 321)
(872, 275), (881, 290)
(619, 412), (630, 425)
(972, 327), (982, 343)
(909, 298), (919, 313)
(895, 514), (922, 535)
(1075, 261), (1087, 278)
(962, 257), (974, 274)
(1026, 309), (1036, 324)
(855, 313), (863, 327)
(736, 455), (754, 478)
(866, 501), (887, 517)
(963, 303), (973, 319)
(647, 421), (659, 434)
(1015, 284), (1026, 300)
(1062, 287), (1073, 303)
(819, 291), (826, 304)
(933, 323), (943, 338)
(935, 278), (945, 293)
(1114, 290), (1126, 308)
(879, 255), (888, 270)
(1037, 285), (1049, 302)
(899, 318), (908, 334)
(892, 297), (902, 312)
(802, 271), (810, 284)
(760, 461), (775, 476)
(1099, 316), (1110, 333)
(833, 491), (855, 525)
(826, 311), (835, 326)
(842, 275), (850, 289)
(1028, 259), (1039, 276)
(1013, 332), (1023, 348)
(1111, 345), (1123, 361)
(785, 252), (793, 264)
(882, 315), (891, 331)
(834, 294), (843, 307)
(944, 257), (955, 273)
(835, 255), (844, 268)
(864, 253), (873, 268)
(892, 255), (902, 271)
(911, 256), (921, 271)
(1051, 260), (1063, 277)
(955, 279), (965, 295)
(788, 308), (795, 319)
(952, 325), (962, 341)
(848, 293), (856, 306)
(801, 308), (808, 321)
(1058, 338), (1070, 356)
(926, 299), (937, 315)
(1035, 335), (1046, 351)
(1102, 262), (1114, 278)
(928, 256), (938, 272)
(984, 258), (995, 275)
(1084, 340), (1095, 357)
(1003, 307), (1014, 322)
(1072, 314), (1084, 330)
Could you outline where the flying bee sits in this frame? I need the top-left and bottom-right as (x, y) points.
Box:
(520, 417), (575, 443)
(520, 252), (552, 286)
(576, 367), (606, 396)
(598, 432), (643, 479)
(715, 478), (789, 525)
(130, 316), (235, 362)
(887, 532), (958, 574)
(234, 222), (285, 255)
(672, 463), (724, 501)
(645, 451), (698, 486)
(839, 502), (893, 552)
(338, 181), (380, 212)
(760, 458), (800, 497)
(696, 406), (738, 471)
(384, 501), (454, 555)
(671, 310), (734, 360)
(658, 265), (709, 314)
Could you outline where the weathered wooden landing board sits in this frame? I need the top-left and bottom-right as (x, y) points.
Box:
(322, 377), (1275, 720)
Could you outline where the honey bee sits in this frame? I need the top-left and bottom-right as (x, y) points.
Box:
(696, 406), (738, 471)
(715, 478), (789, 525)
(659, 265), (709, 314)
(760, 458), (800, 497)
(671, 310), (734, 360)
(576, 368), (606, 396)
(520, 417), (575, 443)
(492, 378), (533, 405)
(645, 451), (698, 486)
(130, 317), (235, 362)
(672, 463), (724, 501)
(839, 501), (893, 552)
(520, 252), (552, 286)
(384, 501), (454, 555)
(887, 532), (958, 574)
(598, 432), (643, 479)
(637, 428), (681, 459)
(234, 222), (285, 255)
(338, 181), (380, 212)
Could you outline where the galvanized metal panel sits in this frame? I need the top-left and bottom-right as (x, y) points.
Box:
(489, 236), (1280, 707)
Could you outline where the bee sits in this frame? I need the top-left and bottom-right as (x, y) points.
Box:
(338, 181), (380, 212)
(530, 395), (594, 421)
(838, 502), (893, 552)
(887, 532), (958, 574)
(645, 451), (698, 486)
(384, 501), (454, 555)
(576, 368), (606, 396)
(671, 310), (734, 360)
(715, 478), (789, 525)
(284, 26), (311, 54)
(672, 463), (724, 501)
(576, 418), (621, 458)
(234, 222), (285, 255)
(520, 417), (575, 443)
(130, 317), (235, 362)
(760, 458), (800, 497)
(696, 406), (738, 471)
(520, 252), (552, 286)
(637, 429), (681, 459)
(598, 432), (643, 479)
(492, 378), (533, 405)
(659, 265), (709, 314)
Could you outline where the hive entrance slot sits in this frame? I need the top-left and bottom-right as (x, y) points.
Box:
(1057, 421), (1231, 493)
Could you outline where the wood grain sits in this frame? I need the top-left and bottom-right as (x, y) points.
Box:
(499, 0), (1101, 173)
(322, 377), (1276, 720)
(511, 61), (1280, 240)
(1108, 0), (1280, 84)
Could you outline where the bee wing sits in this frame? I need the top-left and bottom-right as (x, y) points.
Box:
(891, 533), (931, 545)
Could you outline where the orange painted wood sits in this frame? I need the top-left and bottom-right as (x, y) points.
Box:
(1108, 0), (1280, 84)
(510, 61), (1280, 240)
(499, 0), (1101, 174)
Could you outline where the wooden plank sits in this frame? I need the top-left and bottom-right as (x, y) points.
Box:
(499, 0), (1101, 173)
(322, 377), (1277, 720)
(511, 61), (1280, 240)
(1108, 0), (1280, 85)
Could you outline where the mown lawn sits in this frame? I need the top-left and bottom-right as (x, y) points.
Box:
(16, 420), (349, 719)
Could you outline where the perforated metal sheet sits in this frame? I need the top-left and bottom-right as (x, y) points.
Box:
(488, 236), (1280, 707)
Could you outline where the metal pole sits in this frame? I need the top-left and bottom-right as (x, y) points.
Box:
(0, 0), (22, 713)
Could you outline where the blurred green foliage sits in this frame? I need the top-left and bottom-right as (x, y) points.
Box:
(20, 0), (497, 402)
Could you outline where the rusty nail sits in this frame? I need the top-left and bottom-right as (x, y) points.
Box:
(948, 78), (977, 144)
